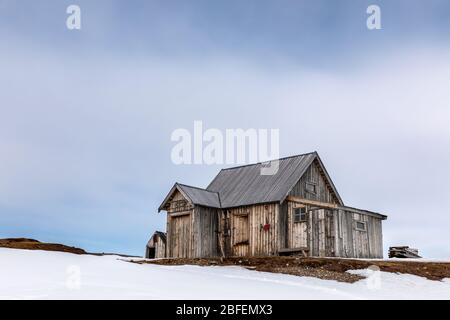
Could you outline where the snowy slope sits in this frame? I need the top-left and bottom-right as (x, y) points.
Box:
(0, 248), (449, 300)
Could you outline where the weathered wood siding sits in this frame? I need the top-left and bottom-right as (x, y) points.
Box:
(285, 202), (384, 258)
(219, 211), (232, 256)
(226, 203), (279, 257)
(278, 201), (288, 251)
(288, 159), (340, 204)
(281, 160), (340, 256)
(167, 208), (221, 258)
(334, 209), (383, 258)
(192, 206), (220, 258)
(287, 203), (308, 249)
(165, 189), (194, 258)
(167, 211), (192, 258)
(146, 234), (166, 258)
(164, 189), (220, 258)
(286, 202), (334, 256)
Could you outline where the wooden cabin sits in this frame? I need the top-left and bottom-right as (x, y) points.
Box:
(145, 231), (166, 259)
(155, 152), (387, 259)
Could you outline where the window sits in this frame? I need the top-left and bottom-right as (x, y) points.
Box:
(356, 221), (366, 231)
(294, 207), (307, 223)
(305, 182), (317, 194)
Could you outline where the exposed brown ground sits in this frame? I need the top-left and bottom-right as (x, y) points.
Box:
(132, 256), (450, 283)
(0, 238), (86, 255)
(0, 238), (140, 258)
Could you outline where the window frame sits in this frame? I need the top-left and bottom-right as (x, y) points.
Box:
(294, 207), (308, 223)
(305, 181), (317, 195)
(355, 221), (367, 232)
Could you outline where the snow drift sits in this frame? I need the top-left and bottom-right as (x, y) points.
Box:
(0, 248), (449, 300)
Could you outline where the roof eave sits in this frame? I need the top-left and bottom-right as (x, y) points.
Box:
(157, 183), (194, 212)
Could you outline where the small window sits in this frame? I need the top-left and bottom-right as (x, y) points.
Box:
(294, 207), (307, 223)
(356, 221), (366, 231)
(305, 182), (317, 194)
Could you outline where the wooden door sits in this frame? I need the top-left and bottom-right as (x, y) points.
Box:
(232, 214), (249, 256)
(292, 222), (308, 248)
(221, 211), (232, 257)
(292, 205), (308, 248)
(169, 214), (191, 258)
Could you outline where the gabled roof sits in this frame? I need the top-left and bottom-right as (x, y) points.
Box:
(158, 152), (344, 211)
(154, 231), (167, 241)
(158, 183), (221, 212)
(147, 231), (167, 245)
(207, 152), (343, 208)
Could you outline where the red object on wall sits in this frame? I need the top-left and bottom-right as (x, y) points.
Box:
(263, 223), (270, 231)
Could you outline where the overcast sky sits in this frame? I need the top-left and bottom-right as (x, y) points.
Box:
(1, 0), (449, 257)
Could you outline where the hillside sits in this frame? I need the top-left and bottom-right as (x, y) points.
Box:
(0, 238), (86, 255)
(0, 248), (449, 299)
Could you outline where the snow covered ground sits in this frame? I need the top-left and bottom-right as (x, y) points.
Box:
(0, 248), (449, 300)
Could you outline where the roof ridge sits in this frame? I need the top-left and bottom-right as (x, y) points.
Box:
(176, 183), (220, 195)
(220, 151), (317, 171)
(265, 152), (316, 203)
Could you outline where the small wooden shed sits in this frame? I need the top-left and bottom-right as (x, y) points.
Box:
(145, 231), (166, 259)
(158, 184), (221, 258)
(155, 152), (387, 259)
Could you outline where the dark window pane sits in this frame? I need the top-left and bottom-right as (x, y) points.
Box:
(294, 207), (307, 222)
(306, 182), (317, 194)
(356, 221), (366, 231)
